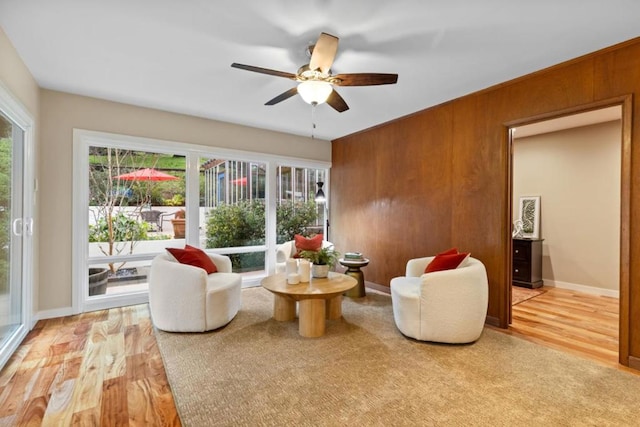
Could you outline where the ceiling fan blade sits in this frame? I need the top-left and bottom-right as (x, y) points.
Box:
(231, 63), (297, 80)
(326, 89), (349, 113)
(309, 33), (339, 74)
(265, 87), (299, 105)
(333, 73), (398, 86)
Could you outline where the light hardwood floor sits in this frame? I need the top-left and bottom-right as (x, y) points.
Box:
(0, 305), (180, 426)
(507, 286), (626, 370)
(0, 286), (634, 425)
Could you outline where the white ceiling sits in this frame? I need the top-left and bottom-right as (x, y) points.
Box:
(1, 1), (639, 141)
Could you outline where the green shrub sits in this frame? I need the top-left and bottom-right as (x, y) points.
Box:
(164, 194), (185, 206)
(206, 200), (265, 249)
(276, 200), (319, 243)
(89, 212), (149, 242)
(205, 200), (319, 271)
(89, 212), (149, 273)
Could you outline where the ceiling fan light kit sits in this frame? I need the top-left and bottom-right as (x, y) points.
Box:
(231, 32), (398, 113)
(297, 80), (332, 105)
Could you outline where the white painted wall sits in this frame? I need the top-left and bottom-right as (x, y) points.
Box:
(513, 120), (621, 295)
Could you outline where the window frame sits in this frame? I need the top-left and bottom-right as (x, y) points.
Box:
(72, 129), (330, 313)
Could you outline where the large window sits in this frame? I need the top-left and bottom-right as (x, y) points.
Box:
(73, 130), (329, 313)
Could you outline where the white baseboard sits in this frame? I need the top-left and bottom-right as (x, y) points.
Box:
(544, 279), (619, 298)
(34, 306), (75, 323)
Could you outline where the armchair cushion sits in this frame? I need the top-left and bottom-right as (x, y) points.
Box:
(166, 245), (218, 274)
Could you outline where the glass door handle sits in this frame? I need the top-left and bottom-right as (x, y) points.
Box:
(12, 218), (23, 236)
(25, 218), (34, 236)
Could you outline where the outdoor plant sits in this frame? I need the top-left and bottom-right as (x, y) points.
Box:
(164, 194), (185, 206)
(206, 200), (266, 271)
(89, 212), (149, 273)
(299, 246), (340, 266)
(276, 200), (318, 243)
(0, 135), (10, 292)
(206, 200), (266, 248)
(205, 199), (321, 271)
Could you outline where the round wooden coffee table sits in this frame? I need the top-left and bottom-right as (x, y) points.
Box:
(261, 272), (357, 338)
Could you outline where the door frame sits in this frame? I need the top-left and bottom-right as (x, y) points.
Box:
(0, 80), (35, 369)
(504, 95), (631, 366)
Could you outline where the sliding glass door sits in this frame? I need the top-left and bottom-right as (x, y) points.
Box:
(0, 107), (31, 368)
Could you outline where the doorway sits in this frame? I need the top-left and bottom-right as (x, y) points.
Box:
(507, 101), (628, 365)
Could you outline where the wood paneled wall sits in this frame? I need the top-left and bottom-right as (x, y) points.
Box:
(331, 37), (640, 367)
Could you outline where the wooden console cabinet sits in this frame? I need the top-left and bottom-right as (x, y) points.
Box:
(512, 238), (543, 289)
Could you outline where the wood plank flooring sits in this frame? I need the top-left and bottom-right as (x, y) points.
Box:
(0, 305), (180, 426)
(0, 286), (635, 425)
(507, 286), (628, 371)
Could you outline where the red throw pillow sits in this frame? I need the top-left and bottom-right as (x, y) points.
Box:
(293, 234), (323, 257)
(425, 252), (470, 273)
(166, 245), (218, 274)
(437, 247), (459, 256)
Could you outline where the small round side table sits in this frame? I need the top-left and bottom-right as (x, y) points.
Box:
(339, 258), (370, 298)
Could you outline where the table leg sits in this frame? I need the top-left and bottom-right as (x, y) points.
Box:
(326, 295), (342, 320)
(298, 299), (326, 337)
(273, 294), (296, 321)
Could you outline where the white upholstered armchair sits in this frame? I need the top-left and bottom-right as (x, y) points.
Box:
(149, 252), (242, 332)
(390, 256), (488, 343)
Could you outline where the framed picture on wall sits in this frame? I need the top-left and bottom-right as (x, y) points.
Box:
(518, 196), (540, 239)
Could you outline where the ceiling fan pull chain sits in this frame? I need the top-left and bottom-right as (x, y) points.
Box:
(311, 102), (317, 139)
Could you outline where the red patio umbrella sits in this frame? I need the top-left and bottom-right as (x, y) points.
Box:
(115, 168), (179, 181)
(230, 176), (247, 185)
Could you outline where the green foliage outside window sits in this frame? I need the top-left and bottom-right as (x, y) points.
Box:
(276, 200), (319, 243)
(0, 138), (10, 293)
(205, 200), (319, 271)
(205, 200), (265, 271)
(89, 212), (149, 273)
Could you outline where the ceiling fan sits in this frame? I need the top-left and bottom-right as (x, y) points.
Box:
(231, 32), (398, 113)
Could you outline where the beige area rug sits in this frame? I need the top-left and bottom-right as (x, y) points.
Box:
(155, 287), (640, 426)
(512, 286), (546, 305)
